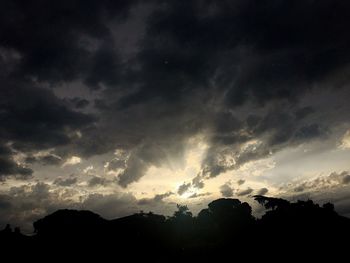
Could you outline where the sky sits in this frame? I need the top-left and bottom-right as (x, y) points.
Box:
(1, 0), (350, 233)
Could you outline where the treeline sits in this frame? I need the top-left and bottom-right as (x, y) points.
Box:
(0, 196), (349, 261)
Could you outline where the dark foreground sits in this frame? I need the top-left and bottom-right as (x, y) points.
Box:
(1, 196), (349, 261)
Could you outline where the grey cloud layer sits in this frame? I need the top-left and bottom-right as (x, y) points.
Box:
(283, 171), (350, 194)
(0, 182), (174, 233)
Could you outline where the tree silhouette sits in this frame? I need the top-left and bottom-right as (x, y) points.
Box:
(173, 204), (193, 219)
(253, 195), (290, 210)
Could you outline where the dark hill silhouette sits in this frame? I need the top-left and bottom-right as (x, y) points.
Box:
(0, 196), (349, 261)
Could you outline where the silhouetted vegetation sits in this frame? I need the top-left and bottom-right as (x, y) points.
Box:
(1, 196), (349, 261)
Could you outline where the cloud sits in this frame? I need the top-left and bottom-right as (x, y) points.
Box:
(237, 179), (245, 186)
(0, 0), (132, 182)
(198, 106), (329, 179)
(117, 154), (148, 188)
(88, 176), (112, 188)
(116, 143), (186, 187)
(295, 107), (314, 120)
(63, 156), (82, 167)
(192, 175), (205, 189)
(138, 192), (173, 205)
(282, 171), (350, 194)
(175, 175), (205, 197)
(0, 82), (95, 152)
(83, 166), (94, 175)
(339, 130), (350, 149)
(256, 188), (269, 196)
(0, 182), (76, 232)
(153, 192), (174, 202)
(294, 186), (305, 193)
(72, 0), (349, 185)
(69, 97), (90, 109)
(343, 175), (350, 184)
(0, 80), (94, 182)
(237, 188), (253, 197)
(54, 176), (78, 187)
(177, 182), (191, 196)
(105, 159), (126, 172)
(0, 181), (138, 233)
(25, 153), (62, 166)
(0, 0), (350, 189)
(0, 145), (32, 181)
(111, 0), (348, 183)
(220, 183), (234, 198)
(0, 0), (136, 84)
(119, 0), (350, 111)
(188, 192), (211, 199)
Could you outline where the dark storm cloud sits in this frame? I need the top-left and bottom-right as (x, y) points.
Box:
(0, 145), (32, 181)
(1, 0), (350, 186)
(295, 106), (314, 120)
(0, 0), (136, 84)
(0, 79), (95, 179)
(0, 83), (94, 151)
(114, 0), (350, 182)
(118, 0), (350, 108)
(0, 196), (12, 210)
(0, 0), (137, 180)
(83, 1), (350, 185)
(294, 124), (325, 141)
(0, 158), (32, 181)
(69, 97), (90, 109)
(83, 42), (122, 89)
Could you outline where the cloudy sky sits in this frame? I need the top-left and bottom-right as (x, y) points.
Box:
(1, 0), (350, 233)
